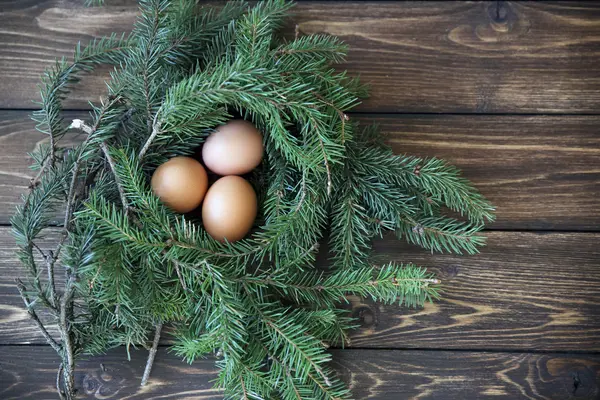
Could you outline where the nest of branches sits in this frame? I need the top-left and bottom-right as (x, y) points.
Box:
(12, 1), (494, 399)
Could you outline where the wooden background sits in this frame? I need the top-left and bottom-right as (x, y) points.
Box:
(1, 1), (599, 399)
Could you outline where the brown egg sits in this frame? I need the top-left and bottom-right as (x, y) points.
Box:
(202, 120), (264, 175)
(202, 176), (257, 242)
(151, 156), (208, 213)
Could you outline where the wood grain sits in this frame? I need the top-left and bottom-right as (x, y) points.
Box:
(0, 346), (598, 399)
(2, 1), (600, 112)
(2, 111), (599, 229)
(2, 228), (599, 352)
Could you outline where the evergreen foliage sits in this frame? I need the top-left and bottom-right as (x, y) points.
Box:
(12, 1), (494, 399)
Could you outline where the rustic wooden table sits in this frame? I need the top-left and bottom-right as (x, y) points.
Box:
(1, 1), (599, 399)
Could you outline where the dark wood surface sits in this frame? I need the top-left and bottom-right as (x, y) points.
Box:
(2, 1), (600, 113)
(1, 346), (599, 400)
(0, 1), (599, 399)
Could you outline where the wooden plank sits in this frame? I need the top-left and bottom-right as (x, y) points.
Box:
(2, 111), (599, 229)
(2, 1), (600, 113)
(2, 228), (599, 352)
(0, 346), (598, 399)
(352, 230), (600, 351)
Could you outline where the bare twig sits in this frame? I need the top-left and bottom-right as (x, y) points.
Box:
(46, 250), (58, 308)
(16, 279), (61, 354)
(317, 137), (332, 195)
(307, 116), (333, 195)
(286, 242), (319, 268)
(311, 90), (349, 144)
(89, 264), (103, 289)
(25, 248), (58, 314)
(56, 363), (66, 400)
(48, 131), (56, 168)
(141, 322), (163, 386)
(172, 260), (188, 291)
(240, 375), (249, 400)
(138, 112), (161, 159)
(100, 142), (130, 217)
(51, 233), (69, 277)
(59, 277), (77, 398)
(31, 241), (46, 258)
(63, 144), (89, 231)
(25, 242), (57, 309)
(294, 174), (307, 213)
(390, 277), (441, 286)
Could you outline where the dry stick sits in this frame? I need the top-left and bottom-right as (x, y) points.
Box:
(141, 322), (163, 386)
(240, 375), (249, 400)
(48, 128), (56, 169)
(56, 363), (66, 400)
(138, 112), (161, 159)
(60, 277), (77, 398)
(100, 142), (130, 216)
(46, 250), (58, 308)
(311, 90), (350, 144)
(28, 243), (59, 308)
(16, 279), (62, 354)
(31, 241), (46, 258)
(309, 116), (333, 195)
(172, 260), (188, 291)
(317, 137), (332, 195)
(293, 174), (307, 213)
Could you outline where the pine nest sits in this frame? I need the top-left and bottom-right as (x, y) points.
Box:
(12, 1), (494, 399)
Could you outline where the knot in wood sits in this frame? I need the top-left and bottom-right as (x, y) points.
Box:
(351, 304), (378, 329)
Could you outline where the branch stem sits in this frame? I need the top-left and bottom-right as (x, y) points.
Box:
(141, 322), (163, 386)
(138, 112), (161, 159)
(46, 252), (58, 308)
(60, 277), (77, 398)
(16, 279), (62, 353)
(100, 142), (130, 216)
(56, 363), (66, 400)
(172, 260), (188, 291)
